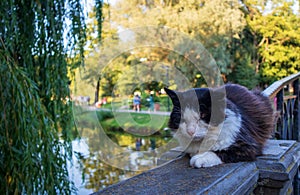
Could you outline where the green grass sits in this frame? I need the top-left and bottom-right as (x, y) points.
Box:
(74, 109), (170, 136)
(100, 111), (169, 136)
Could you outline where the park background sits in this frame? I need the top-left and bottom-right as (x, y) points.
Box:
(1, 0), (300, 194)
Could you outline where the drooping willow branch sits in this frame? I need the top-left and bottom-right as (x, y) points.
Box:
(0, 0), (104, 194)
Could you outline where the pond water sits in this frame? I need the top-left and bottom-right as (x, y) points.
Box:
(69, 109), (174, 194)
(69, 134), (172, 194)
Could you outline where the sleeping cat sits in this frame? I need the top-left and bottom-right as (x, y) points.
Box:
(165, 84), (274, 168)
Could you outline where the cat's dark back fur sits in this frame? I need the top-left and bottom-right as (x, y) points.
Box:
(225, 84), (274, 144)
(217, 84), (274, 162)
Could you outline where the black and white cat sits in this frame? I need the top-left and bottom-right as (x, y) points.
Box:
(165, 84), (274, 168)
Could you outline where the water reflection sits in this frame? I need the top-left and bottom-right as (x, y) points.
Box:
(70, 134), (171, 194)
(70, 109), (174, 194)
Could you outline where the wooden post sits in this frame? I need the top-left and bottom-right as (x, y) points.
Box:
(292, 79), (300, 194)
(276, 89), (285, 139)
(293, 79), (300, 141)
(254, 140), (300, 194)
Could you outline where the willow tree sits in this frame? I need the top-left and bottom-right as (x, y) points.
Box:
(0, 0), (103, 194)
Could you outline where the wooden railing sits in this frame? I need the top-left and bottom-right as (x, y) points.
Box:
(262, 72), (300, 194)
(263, 72), (300, 141)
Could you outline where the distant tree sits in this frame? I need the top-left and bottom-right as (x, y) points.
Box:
(109, 0), (246, 86)
(242, 0), (300, 85)
(227, 27), (260, 88)
(80, 2), (119, 103)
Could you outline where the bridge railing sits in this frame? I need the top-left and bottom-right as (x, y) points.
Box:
(263, 72), (300, 141)
(262, 72), (300, 194)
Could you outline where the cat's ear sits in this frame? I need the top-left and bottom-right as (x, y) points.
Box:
(164, 87), (180, 106)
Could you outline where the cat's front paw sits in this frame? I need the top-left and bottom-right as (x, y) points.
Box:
(190, 151), (222, 168)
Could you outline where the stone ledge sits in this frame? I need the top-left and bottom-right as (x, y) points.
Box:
(93, 140), (300, 195)
(94, 156), (258, 195)
(257, 140), (299, 180)
(254, 140), (300, 194)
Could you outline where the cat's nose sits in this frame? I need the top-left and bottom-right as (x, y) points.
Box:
(187, 129), (195, 136)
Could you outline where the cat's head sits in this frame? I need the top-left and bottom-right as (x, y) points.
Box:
(164, 87), (225, 141)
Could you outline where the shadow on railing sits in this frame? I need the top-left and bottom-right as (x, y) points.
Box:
(263, 72), (300, 141)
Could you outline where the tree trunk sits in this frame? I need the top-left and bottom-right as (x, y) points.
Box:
(95, 79), (100, 104)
